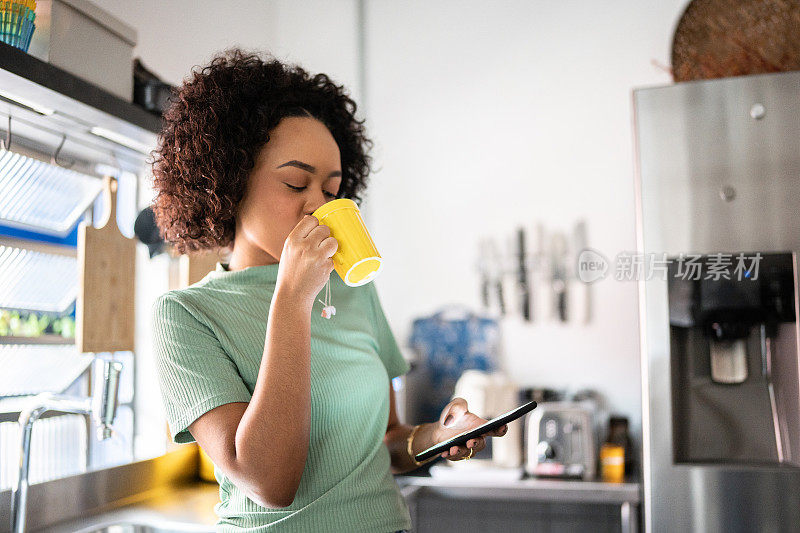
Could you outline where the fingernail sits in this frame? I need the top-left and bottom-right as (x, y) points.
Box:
(443, 415), (454, 426)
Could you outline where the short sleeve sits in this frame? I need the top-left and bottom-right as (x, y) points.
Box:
(152, 293), (252, 444)
(367, 283), (411, 379)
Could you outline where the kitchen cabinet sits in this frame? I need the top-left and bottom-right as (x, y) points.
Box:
(397, 475), (640, 533)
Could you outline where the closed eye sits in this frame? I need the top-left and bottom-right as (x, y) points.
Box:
(285, 184), (338, 199)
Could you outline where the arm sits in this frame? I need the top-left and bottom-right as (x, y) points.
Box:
(186, 217), (336, 508)
(188, 288), (312, 508)
(383, 385), (438, 474)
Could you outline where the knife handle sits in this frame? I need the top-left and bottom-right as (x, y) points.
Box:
(558, 290), (567, 322)
(496, 281), (506, 315)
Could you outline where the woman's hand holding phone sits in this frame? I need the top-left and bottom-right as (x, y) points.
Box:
(435, 397), (508, 460)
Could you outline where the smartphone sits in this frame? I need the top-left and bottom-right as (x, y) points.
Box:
(414, 400), (538, 462)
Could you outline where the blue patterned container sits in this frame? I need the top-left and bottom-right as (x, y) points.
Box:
(409, 309), (500, 422)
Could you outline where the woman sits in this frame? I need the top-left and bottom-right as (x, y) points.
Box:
(150, 48), (508, 532)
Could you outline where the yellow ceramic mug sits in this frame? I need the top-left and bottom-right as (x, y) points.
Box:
(312, 198), (382, 287)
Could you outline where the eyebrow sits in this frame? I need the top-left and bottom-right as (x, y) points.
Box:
(276, 160), (342, 178)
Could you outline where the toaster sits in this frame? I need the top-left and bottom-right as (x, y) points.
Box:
(525, 401), (596, 480)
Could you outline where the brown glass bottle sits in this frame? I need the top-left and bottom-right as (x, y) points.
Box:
(607, 415), (633, 477)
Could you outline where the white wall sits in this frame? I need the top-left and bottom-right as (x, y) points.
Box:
(104, 0), (692, 457)
(361, 0), (690, 446)
(102, 0), (361, 98)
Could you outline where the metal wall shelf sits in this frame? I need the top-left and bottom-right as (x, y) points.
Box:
(0, 42), (160, 134)
(0, 42), (159, 176)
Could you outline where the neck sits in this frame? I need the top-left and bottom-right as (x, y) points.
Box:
(227, 236), (279, 271)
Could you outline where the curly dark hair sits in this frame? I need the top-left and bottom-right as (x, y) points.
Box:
(151, 48), (373, 254)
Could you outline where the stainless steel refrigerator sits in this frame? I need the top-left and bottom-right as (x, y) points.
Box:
(634, 70), (800, 533)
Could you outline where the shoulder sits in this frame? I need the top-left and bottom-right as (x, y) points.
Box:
(151, 291), (197, 339)
(153, 287), (191, 316)
(152, 271), (228, 315)
(151, 283), (216, 328)
(358, 279), (380, 301)
(354, 281), (380, 315)
(360, 282), (393, 325)
(150, 287), (226, 359)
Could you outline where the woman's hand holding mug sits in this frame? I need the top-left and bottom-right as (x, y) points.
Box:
(276, 215), (338, 307)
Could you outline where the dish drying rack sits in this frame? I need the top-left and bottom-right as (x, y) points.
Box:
(0, 147), (101, 345)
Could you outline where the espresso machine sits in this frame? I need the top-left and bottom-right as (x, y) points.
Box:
(635, 70), (800, 532)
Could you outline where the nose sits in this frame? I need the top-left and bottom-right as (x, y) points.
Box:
(306, 188), (331, 216)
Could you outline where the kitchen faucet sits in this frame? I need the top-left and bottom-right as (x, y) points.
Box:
(10, 358), (123, 533)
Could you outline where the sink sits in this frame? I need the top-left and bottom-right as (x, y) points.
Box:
(73, 521), (215, 533)
(32, 481), (220, 533)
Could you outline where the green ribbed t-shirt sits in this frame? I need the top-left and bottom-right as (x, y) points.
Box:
(151, 262), (411, 532)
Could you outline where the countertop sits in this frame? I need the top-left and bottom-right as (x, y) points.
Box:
(396, 472), (640, 505)
(35, 472), (640, 532)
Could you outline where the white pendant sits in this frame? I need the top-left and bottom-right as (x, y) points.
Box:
(321, 305), (337, 319)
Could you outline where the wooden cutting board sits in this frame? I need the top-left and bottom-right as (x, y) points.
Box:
(76, 176), (136, 353)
